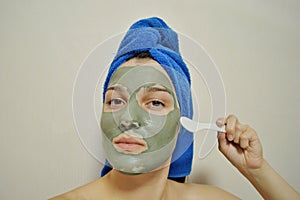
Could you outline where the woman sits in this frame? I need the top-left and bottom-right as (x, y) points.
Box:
(51, 17), (300, 199)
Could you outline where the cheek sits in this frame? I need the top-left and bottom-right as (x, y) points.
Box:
(145, 109), (181, 151)
(100, 94), (180, 149)
(100, 112), (122, 140)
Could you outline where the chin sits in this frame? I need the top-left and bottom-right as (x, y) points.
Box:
(103, 135), (176, 174)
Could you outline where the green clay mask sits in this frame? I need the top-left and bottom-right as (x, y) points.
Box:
(101, 66), (180, 174)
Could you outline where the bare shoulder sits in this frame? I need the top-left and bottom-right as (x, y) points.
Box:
(49, 178), (106, 200)
(167, 180), (240, 200)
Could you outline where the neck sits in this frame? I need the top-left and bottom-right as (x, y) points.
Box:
(105, 165), (170, 200)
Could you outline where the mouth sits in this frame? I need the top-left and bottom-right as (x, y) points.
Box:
(112, 133), (148, 154)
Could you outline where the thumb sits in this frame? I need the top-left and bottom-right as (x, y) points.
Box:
(218, 132), (229, 153)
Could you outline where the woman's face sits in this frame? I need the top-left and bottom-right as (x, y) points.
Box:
(100, 58), (181, 174)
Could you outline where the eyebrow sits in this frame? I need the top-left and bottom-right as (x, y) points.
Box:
(106, 85), (130, 97)
(144, 86), (171, 93)
(107, 85), (171, 95)
(107, 85), (126, 92)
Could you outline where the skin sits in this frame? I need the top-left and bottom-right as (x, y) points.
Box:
(101, 66), (181, 174)
(50, 58), (300, 200)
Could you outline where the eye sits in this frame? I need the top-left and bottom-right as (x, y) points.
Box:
(135, 87), (174, 115)
(106, 98), (126, 110)
(146, 100), (165, 110)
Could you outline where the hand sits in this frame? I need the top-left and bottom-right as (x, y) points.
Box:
(217, 115), (264, 173)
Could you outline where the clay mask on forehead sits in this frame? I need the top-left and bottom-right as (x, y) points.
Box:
(101, 66), (180, 174)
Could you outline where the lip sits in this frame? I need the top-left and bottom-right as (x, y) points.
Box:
(112, 133), (148, 154)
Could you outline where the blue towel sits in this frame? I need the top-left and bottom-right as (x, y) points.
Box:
(101, 17), (194, 178)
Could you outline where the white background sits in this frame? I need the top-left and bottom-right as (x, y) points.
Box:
(0, 0), (299, 199)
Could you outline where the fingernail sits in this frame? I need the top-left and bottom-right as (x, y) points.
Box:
(228, 134), (234, 141)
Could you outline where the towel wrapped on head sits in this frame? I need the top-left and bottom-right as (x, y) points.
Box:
(101, 17), (194, 179)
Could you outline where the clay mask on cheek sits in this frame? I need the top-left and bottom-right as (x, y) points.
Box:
(101, 66), (180, 174)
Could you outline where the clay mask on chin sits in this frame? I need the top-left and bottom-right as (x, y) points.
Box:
(101, 66), (180, 174)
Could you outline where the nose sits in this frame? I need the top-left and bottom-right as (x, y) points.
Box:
(119, 120), (140, 132)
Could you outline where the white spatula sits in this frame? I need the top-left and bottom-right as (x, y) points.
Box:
(180, 117), (226, 133)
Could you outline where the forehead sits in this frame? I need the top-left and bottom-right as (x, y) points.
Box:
(109, 66), (173, 93)
(120, 58), (169, 77)
(108, 59), (174, 93)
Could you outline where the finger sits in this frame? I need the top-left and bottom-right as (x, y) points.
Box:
(237, 122), (248, 132)
(239, 126), (254, 149)
(225, 115), (238, 141)
(240, 131), (250, 149)
(233, 128), (242, 144)
(218, 132), (229, 153)
(233, 123), (247, 144)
